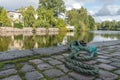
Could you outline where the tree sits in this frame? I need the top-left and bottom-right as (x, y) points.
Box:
(98, 20), (120, 30)
(22, 6), (36, 27)
(36, 7), (56, 28)
(88, 15), (96, 30)
(39, 0), (65, 17)
(56, 18), (66, 28)
(66, 7), (96, 31)
(0, 8), (11, 26)
(0, 6), (3, 13)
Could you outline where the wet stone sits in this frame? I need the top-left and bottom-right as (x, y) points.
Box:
(114, 70), (120, 75)
(56, 65), (69, 73)
(1, 64), (15, 70)
(20, 64), (35, 72)
(103, 54), (113, 57)
(62, 53), (69, 57)
(48, 60), (62, 65)
(43, 69), (64, 78)
(97, 52), (104, 55)
(29, 59), (43, 65)
(99, 70), (118, 80)
(97, 63), (116, 71)
(41, 58), (53, 61)
(110, 62), (120, 68)
(54, 75), (74, 80)
(96, 59), (111, 63)
(113, 56), (120, 59)
(110, 58), (120, 62)
(94, 78), (102, 80)
(52, 55), (64, 60)
(40, 78), (47, 80)
(25, 71), (43, 80)
(99, 51), (109, 54)
(37, 63), (52, 70)
(2, 75), (22, 80)
(59, 58), (65, 62)
(0, 69), (17, 77)
(69, 72), (94, 80)
(32, 46), (68, 55)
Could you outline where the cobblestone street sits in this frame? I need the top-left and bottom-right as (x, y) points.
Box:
(0, 41), (120, 80)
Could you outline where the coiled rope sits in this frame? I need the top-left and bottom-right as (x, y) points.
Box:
(65, 40), (99, 75)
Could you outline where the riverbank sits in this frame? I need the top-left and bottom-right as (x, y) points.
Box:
(0, 40), (120, 80)
(0, 27), (59, 33)
(0, 40), (120, 61)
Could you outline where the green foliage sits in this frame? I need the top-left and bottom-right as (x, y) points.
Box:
(14, 22), (23, 28)
(37, 0), (66, 28)
(22, 5), (36, 27)
(98, 20), (120, 30)
(56, 18), (66, 28)
(0, 7), (11, 26)
(36, 7), (56, 28)
(39, 0), (65, 17)
(0, 6), (3, 20)
(66, 7), (96, 31)
(88, 15), (96, 30)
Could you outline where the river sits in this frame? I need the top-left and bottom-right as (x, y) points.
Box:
(0, 30), (120, 51)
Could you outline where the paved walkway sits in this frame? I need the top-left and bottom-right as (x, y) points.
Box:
(0, 41), (120, 80)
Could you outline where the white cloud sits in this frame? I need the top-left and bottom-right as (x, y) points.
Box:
(93, 15), (120, 22)
(88, 10), (95, 15)
(107, 5), (120, 15)
(95, 4), (120, 16)
(64, 0), (83, 10)
(72, 3), (82, 9)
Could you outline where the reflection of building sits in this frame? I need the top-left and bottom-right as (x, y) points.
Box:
(66, 32), (74, 36)
(62, 36), (67, 45)
(66, 26), (75, 31)
(8, 35), (23, 51)
(8, 40), (24, 51)
(62, 32), (75, 45)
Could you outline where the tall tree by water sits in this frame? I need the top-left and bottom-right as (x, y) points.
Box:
(22, 6), (36, 27)
(66, 7), (96, 31)
(37, 0), (66, 28)
(0, 7), (11, 26)
(39, 0), (65, 17)
(36, 7), (56, 28)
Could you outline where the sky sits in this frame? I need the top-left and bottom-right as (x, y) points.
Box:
(0, 0), (120, 22)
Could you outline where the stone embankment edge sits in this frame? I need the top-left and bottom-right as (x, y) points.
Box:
(0, 40), (120, 62)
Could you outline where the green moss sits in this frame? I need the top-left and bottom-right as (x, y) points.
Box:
(0, 54), (51, 70)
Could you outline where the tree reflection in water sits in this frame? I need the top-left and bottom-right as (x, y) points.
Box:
(0, 31), (120, 51)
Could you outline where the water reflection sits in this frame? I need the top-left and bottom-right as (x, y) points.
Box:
(0, 31), (120, 51)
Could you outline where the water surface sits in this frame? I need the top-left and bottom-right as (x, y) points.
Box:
(0, 30), (120, 51)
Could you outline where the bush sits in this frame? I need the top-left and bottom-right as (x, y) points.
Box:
(14, 23), (23, 28)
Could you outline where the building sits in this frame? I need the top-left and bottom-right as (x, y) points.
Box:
(7, 11), (23, 26)
(7, 9), (38, 27)
(8, 11), (22, 22)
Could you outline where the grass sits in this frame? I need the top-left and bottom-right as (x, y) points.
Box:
(0, 54), (51, 71)
(0, 53), (53, 80)
(0, 51), (66, 70)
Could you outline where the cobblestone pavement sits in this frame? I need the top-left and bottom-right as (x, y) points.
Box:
(0, 44), (120, 80)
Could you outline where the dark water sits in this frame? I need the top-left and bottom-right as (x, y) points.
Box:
(0, 30), (120, 51)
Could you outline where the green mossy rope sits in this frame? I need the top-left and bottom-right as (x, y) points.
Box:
(65, 41), (99, 75)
